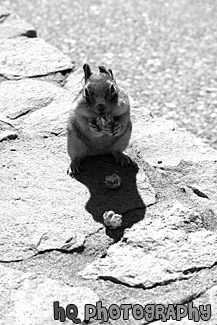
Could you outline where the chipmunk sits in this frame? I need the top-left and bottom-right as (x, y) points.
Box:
(67, 63), (132, 176)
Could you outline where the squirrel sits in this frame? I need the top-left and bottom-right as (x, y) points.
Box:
(67, 63), (132, 176)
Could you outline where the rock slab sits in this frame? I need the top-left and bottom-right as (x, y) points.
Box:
(0, 38), (73, 79)
(80, 202), (217, 289)
(0, 265), (99, 325)
(0, 5), (36, 39)
(0, 79), (73, 136)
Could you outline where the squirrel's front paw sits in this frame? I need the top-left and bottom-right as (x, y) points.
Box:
(88, 120), (103, 136)
(112, 121), (121, 136)
(88, 120), (99, 132)
(104, 121), (121, 136)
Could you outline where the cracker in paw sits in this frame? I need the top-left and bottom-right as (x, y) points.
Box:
(96, 114), (114, 133)
(96, 114), (122, 137)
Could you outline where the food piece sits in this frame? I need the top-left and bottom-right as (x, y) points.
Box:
(103, 211), (122, 229)
(96, 113), (114, 131)
(105, 173), (121, 189)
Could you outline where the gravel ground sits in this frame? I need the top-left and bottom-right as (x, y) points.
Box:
(2, 0), (217, 148)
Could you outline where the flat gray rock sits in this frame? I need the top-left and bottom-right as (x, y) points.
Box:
(0, 8), (36, 39)
(0, 130), (18, 141)
(0, 5), (11, 20)
(0, 138), (102, 261)
(166, 160), (217, 202)
(64, 68), (84, 95)
(135, 170), (156, 206)
(129, 117), (217, 167)
(154, 285), (216, 324)
(0, 79), (72, 136)
(161, 160), (217, 230)
(0, 264), (99, 325)
(80, 201), (217, 288)
(0, 38), (73, 79)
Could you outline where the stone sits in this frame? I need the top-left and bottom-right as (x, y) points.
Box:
(64, 68), (84, 95)
(128, 117), (217, 167)
(0, 112), (15, 129)
(0, 11), (36, 39)
(136, 170), (156, 206)
(192, 285), (217, 324)
(0, 38), (73, 79)
(0, 130), (18, 141)
(80, 202), (217, 289)
(0, 79), (72, 136)
(0, 265), (99, 324)
(154, 285), (217, 324)
(0, 137), (102, 261)
(156, 160), (217, 231)
(0, 5), (11, 19)
(0, 79), (58, 119)
(165, 160), (217, 202)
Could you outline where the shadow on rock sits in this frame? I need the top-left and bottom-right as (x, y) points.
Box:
(74, 155), (146, 241)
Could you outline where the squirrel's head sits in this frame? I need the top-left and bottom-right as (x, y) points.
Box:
(82, 64), (118, 114)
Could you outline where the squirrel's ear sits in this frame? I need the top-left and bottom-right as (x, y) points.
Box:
(108, 69), (114, 79)
(83, 64), (92, 83)
(99, 66), (115, 80)
(98, 65), (109, 75)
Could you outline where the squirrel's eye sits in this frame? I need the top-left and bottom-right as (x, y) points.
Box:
(110, 84), (116, 94)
